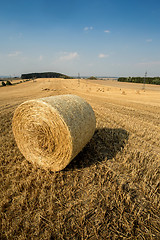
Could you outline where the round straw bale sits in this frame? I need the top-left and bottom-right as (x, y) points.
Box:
(12, 94), (96, 171)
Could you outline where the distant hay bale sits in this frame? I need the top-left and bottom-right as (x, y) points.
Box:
(97, 88), (104, 92)
(12, 95), (96, 171)
(121, 91), (126, 95)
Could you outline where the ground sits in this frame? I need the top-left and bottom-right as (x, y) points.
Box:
(0, 78), (160, 239)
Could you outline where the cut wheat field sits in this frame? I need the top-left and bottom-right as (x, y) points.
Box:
(0, 78), (160, 239)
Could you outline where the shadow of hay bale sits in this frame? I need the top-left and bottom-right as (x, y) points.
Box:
(65, 128), (129, 171)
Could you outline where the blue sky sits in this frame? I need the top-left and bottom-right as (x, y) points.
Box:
(0, 0), (160, 77)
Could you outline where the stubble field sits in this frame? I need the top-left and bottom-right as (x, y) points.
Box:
(0, 78), (160, 239)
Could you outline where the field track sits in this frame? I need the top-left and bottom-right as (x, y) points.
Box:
(0, 78), (160, 239)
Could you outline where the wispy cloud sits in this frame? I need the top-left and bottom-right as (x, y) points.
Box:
(8, 51), (22, 57)
(146, 39), (152, 42)
(84, 26), (93, 31)
(59, 52), (79, 61)
(98, 53), (109, 58)
(39, 55), (43, 61)
(104, 30), (110, 33)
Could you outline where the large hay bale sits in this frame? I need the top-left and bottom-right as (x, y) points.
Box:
(12, 95), (96, 171)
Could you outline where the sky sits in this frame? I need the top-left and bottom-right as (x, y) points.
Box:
(0, 0), (160, 77)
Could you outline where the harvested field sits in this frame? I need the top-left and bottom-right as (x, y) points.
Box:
(0, 78), (160, 239)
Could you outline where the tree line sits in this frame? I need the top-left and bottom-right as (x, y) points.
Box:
(21, 72), (71, 79)
(118, 77), (160, 85)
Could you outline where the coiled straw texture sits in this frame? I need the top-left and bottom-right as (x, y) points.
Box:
(12, 94), (96, 171)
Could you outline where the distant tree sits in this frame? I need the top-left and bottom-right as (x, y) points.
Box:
(1, 81), (6, 86)
(152, 78), (160, 85)
(118, 77), (127, 82)
(88, 76), (97, 80)
(6, 80), (12, 85)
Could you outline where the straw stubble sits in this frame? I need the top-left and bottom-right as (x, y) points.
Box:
(12, 94), (96, 171)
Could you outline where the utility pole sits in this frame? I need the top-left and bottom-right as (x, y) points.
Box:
(78, 73), (80, 86)
(142, 71), (147, 90)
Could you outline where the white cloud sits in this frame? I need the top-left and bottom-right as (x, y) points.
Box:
(39, 55), (43, 61)
(104, 30), (110, 33)
(146, 39), (152, 42)
(98, 53), (109, 58)
(8, 51), (22, 57)
(59, 52), (79, 61)
(84, 26), (93, 31)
